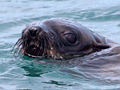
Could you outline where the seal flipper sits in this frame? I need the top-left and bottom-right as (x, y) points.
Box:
(95, 43), (110, 49)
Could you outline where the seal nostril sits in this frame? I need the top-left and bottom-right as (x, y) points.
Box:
(29, 26), (42, 37)
(29, 26), (39, 37)
(29, 29), (37, 37)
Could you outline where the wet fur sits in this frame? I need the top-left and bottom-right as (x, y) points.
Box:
(13, 18), (112, 59)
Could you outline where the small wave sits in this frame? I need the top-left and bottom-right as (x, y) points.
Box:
(0, 15), (54, 31)
(55, 5), (120, 22)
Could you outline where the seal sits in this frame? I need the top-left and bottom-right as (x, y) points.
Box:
(13, 18), (111, 59)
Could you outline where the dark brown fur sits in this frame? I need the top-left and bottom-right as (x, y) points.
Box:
(13, 18), (112, 59)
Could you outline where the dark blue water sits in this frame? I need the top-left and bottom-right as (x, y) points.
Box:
(0, 0), (120, 90)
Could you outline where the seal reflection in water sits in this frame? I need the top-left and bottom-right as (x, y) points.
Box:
(14, 18), (111, 59)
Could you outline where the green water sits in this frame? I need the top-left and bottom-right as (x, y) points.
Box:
(0, 0), (120, 90)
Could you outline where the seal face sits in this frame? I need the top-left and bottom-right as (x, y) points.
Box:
(13, 18), (110, 59)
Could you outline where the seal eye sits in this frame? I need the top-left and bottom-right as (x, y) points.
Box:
(64, 33), (77, 44)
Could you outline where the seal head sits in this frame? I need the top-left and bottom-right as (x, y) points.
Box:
(14, 18), (110, 59)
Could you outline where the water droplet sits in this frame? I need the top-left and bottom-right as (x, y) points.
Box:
(20, 59), (22, 61)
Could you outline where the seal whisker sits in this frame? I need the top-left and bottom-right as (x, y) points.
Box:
(42, 37), (46, 56)
(13, 38), (22, 49)
(37, 37), (45, 57)
(25, 52), (45, 58)
(36, 38), (41, 57)
(46, 33), (61, 59)
(13, 41), (23, 56)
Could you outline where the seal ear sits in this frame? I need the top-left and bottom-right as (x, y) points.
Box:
(95, 43), (110, 49)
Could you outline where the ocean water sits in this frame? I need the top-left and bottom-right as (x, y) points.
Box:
(0, 0), (120, 90)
